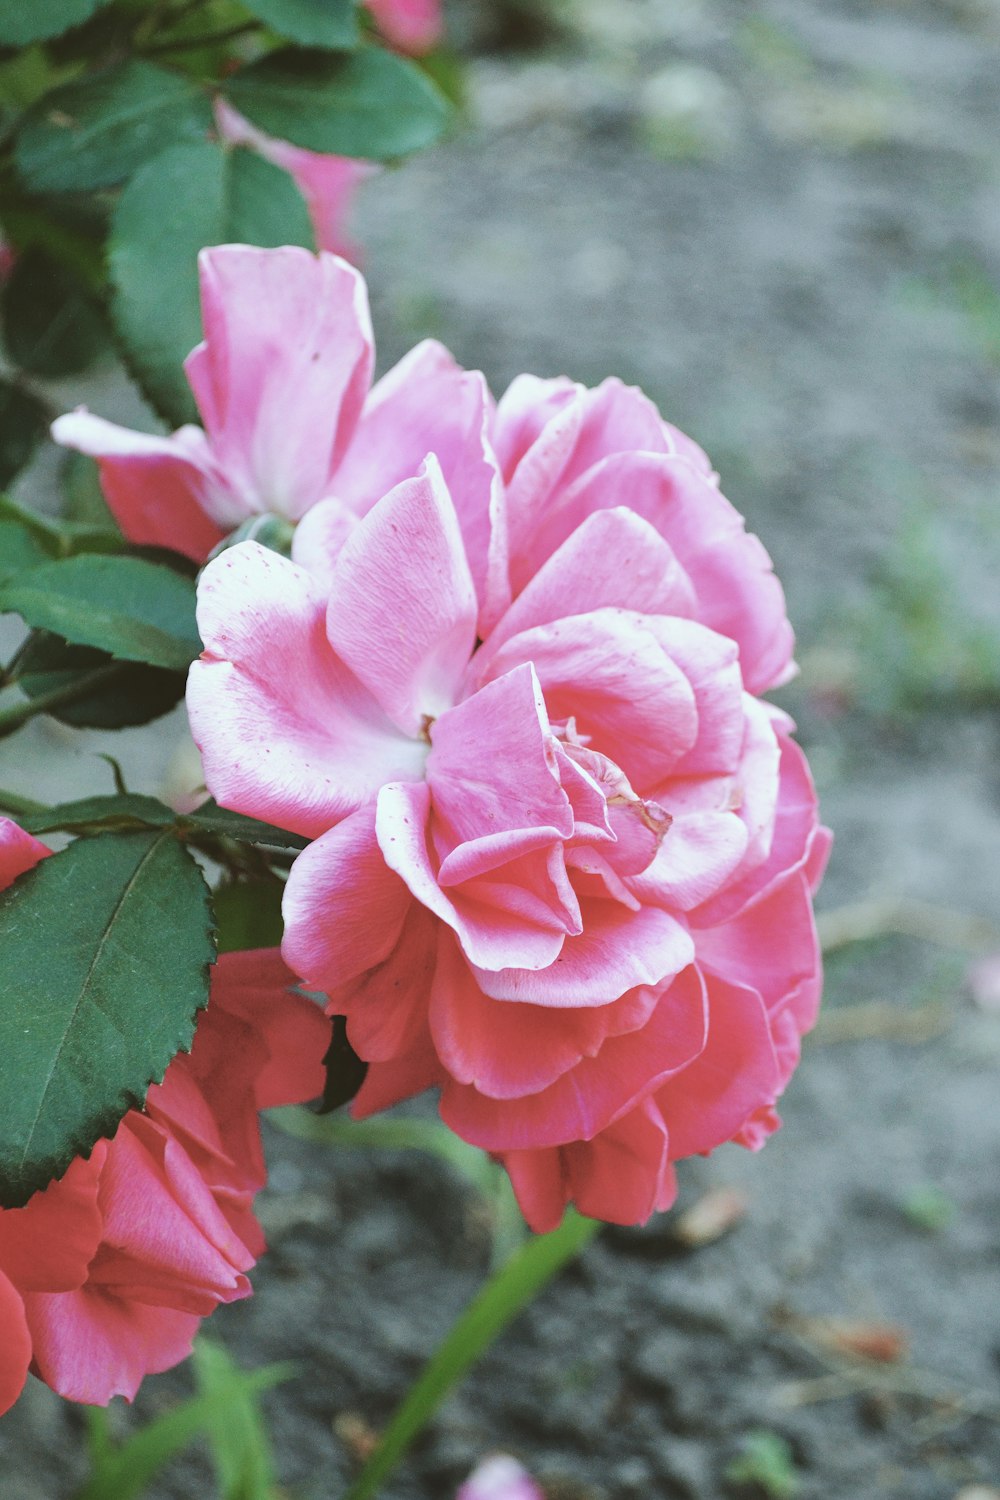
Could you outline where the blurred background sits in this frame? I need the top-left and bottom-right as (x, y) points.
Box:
(3, 0), (1000, 1495)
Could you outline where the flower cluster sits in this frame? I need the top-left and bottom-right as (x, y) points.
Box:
(55, 244), (829, 1235)
(0, 820), (327, 1412)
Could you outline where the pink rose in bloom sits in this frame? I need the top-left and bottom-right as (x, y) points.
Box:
(0, 820), (328, 1409)
(52, 246), (498, 574)
(457, 1455), (545, 1500)
(181, 246), (830, 1234)
(214, 99), (379, 264)
(365, 0), (442, 54)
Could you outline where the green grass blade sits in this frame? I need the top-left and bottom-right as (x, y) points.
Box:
(342, 1210), (601, 1500)
(193, 1338), (281, 1500)
(75, 1359), (293, 1500)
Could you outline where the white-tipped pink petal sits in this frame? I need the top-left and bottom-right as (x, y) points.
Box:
(331, 340), (508, 629)
(326, 458), (478, 736)
(376, 781), (569, 973)
(186, 245), (374, 519)
(475, 506), (696, 677)
(50, 412), (225, 560)
(188, 543), (426, 838)
(290, 496), (359, 591)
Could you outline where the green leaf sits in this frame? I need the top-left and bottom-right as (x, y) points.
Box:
(0, 521), (51, 587)
(342, 1211), (601, 1500)
(0, 829), (215, 1207)
(0, 0), (112, 45)
(110, 141), (313, 425)
(240, 0), (359, 48)
(725, 1433), (800, 1499)
(14, 61), (214, 194)
(223, 46), (451, 160)
(77, 1346), (293, 1500)
(183, 799), (308, 851)
(60, 451), (115, 530)
(18, 792), (176, 836)
(0, 379), (49, 487)
(1, 246), (107, 377)
(193, 1339), (283, 1500)
(16, 631), (188, 730)
(0, 554), (201, 671)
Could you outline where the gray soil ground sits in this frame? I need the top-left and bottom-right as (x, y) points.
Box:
(3, 0), (1000, 1496)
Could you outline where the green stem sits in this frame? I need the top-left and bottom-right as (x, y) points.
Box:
(0, 665), (124, 740)
(342, 1212), (600, 1500)
(0, 786), (49, 818)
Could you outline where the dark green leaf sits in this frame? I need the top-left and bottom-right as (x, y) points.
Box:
(183, 799), (308, 851)
(319, 1015), (367, 1114)
(240, 0), (359, 48)
(214, 874), (285, 954)
(0, 495), (60, 547)
(0, 554), (201, 671)
(223, 46), (451, 160)
(0, 379), (49, 487)
(0, 0), (112, 45)
(60, 451), (115, 529)
(0, 521), (51, 586)
(109, 141), (313, 425)
(14, 61), (215, 194)
(19, 654), (185, 729)
(18, 791), (176, 836)
(1, 246), (107, 377)
(0, 493), (122, 560)
(0, 829), (215, 1207)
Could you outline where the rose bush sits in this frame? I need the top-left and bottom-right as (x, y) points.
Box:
(146, 246), (835, 1234)
(0, 819), (327, 1410)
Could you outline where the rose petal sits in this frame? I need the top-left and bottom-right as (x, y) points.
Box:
(441, 965), (707, 1150)
(49, 412), (224, 559)
(189, 542), (427, 837)
(186, 245), (373, 519)
(327, 457), (478, 736)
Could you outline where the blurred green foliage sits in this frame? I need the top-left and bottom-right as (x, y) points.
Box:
(0, 0), (453, 457)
